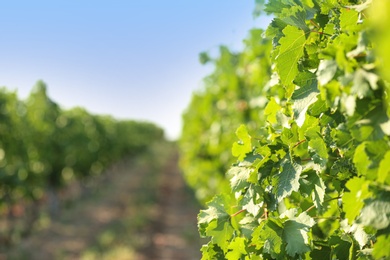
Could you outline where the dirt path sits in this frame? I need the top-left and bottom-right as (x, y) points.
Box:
(4, 145), (203, 260)
(141, 151), (203, 260)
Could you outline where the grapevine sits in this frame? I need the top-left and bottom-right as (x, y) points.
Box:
(180, 31), (273, 204)
(0, 81), (164, 246)
(192, 0), (390, 259)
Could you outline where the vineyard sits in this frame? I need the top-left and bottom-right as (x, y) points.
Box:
(1, 0), (390, 259)
(0, 80), (165, 251)
(180, 0), (390, 259)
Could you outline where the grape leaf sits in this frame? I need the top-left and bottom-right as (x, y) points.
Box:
(207, 220), (234, 253)
(351, 69), (377, 99)
(283, 211), (315, 257)
(373, 234), (390, 259)
(342, 177), (372, 224)
(226, 237), (247, 259)
(280, 5), (309, 31)
(317, 59), (338, 86)
(340, 8), (359, 32)
(329, 236), (352, 259)
(340, 220), (369, 249)
(352, 141), (388, 180)
(308, 137), (328, 169)
(251, 219), (284, 259)
(264, 97), (282, 124)
(232, 124), (252, 161)
(198, 195), (231, 237)
(359, 200), (390, 230)
(275, 25), (306, 85)
(200, 242), (224, 260)
(291, 72), (319, 126)
(378, 150), (390, 184)
(312, 173), (326, 209)
(352, 224), (369, 249)
(242, 185), (263, 217)
(264, 0), (289, 14)
(352, 142), (370, 176)
(198, 195), (235, 253)
(273, 157), (302, 202)
(227, 166), (252, 192)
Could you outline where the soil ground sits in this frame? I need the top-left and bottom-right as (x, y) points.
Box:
(3, 143), (203, 260)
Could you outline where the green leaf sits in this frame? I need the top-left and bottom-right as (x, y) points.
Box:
(264, 98), (291, 129)
(317, 199), (341, 238)
(299, 171), (326, 210)
(340, 220), (369, 249)
(264, 97), (281, 124)
(339, 8), (359, 32)
(351, 69), (378, 99)
(242, 185), (263, 217)
(312, 173), (326, 209)
(294, 71), (317, 89)
(308, 137), (328, 169)
(352, 143), (370, 176)
(349, 123), (375, 142)
(349, 105), (390, 141)
(207, 220), (235, 253)
(378, 150), (390, 184)
(342, 178), (372, 224)
(198, 195), (232, 237)
(283, 211), (315, 257)
(264, 0), (289, 14)
(291, 72), (319, 126)
(372, 234), (390, 259)
(317, 59), (338, 86)
(275, 25), (306, 85)
(280, 5), (309, 31)
(200, 242), (224, 260)
(320, 80), (341, 111)
(281, 126), (299, 147)
(232, 125), (252, 161)
(331, 123), (353, 152)
(251, 219), (284, 259)
(273, 157), (302, 202)
(329, 236), (351, 260)
(227, 166), (252, 192)
(353, 141), (388, 180)
(359, 200), (390, 230)
(226, 237), (247, 259)
(324, 22), (336, 35)
(199, 51), (211, 64)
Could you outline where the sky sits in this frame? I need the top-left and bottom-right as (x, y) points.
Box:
(0, 1), (270, 140)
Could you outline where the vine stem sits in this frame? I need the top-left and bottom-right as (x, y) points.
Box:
(231, 209), (246, 218)
(292, 139), (306, 149)
(310, 30), (333, 37)
(313, 216), (341, 220)
(305, 196), (342, 213)
(310, 19), (320, 29)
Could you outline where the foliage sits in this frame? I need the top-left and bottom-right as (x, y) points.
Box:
(191, 0), (390, 259)
(0, 81), (164, 245)
(180, 30), (273, 203)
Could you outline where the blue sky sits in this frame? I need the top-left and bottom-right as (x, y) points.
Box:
(0, 1), (270, 139)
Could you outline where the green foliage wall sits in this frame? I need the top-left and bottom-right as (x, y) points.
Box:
(0, 80), (164, 206)
(181, 0), (390, 258)
(180, 30), (272, 203)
